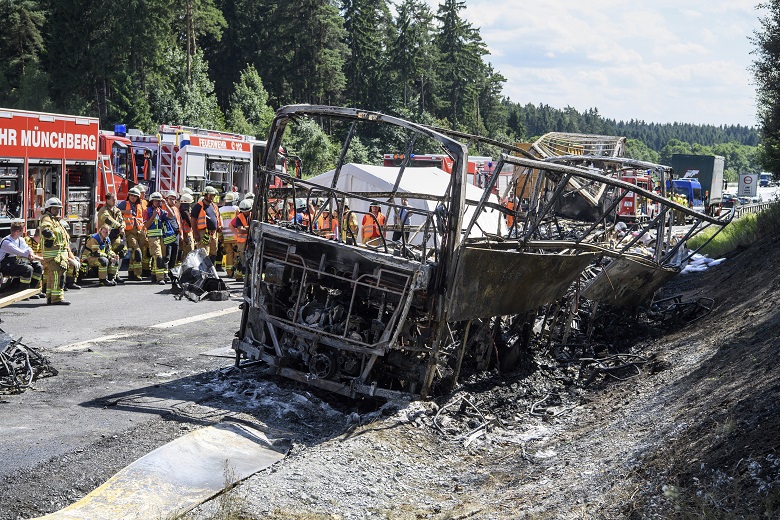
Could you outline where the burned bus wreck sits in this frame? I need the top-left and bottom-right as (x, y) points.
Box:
(233, 106), (595, 399)
(233, 106), (732, 399)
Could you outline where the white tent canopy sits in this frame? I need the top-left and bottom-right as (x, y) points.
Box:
(306, 163), (506, 245)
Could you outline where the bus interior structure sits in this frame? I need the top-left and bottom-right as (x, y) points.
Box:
(233, 105), (733, 400)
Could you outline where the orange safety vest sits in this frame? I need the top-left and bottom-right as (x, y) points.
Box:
(195, 200), (219, 230)
(234, 213), (250, 243)
(118, 200), (143, 230)
(505, 199), (515, 228)
(361, 212), (386, 241)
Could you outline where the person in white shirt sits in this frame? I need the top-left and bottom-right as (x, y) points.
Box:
(0, 220), (44, 296)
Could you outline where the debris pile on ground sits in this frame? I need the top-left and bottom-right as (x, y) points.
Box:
(172, 249), (229, 302)
(0, 322), (58, 393)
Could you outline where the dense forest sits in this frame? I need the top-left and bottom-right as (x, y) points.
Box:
(0, 0), (764, 178)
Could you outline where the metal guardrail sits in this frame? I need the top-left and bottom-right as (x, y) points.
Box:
(734, 201), (775, 219)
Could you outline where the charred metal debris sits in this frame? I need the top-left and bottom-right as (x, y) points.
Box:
(0, 323), (57, 393)
(232, 106), (732, 400)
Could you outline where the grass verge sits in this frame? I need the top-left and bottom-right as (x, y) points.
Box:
(688, 203), (780, 258)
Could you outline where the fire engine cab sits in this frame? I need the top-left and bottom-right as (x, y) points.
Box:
(129, 125), (256, 199)
(617, 171), (655, 222)
(0, 109), (138, 244)
(129, 125), (300, 199)
(382, 153), (511, 194)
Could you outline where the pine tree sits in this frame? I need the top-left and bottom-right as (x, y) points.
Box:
(432, 0), (489, 130)
(388, 0), (436, 114)
(342, 0), (393, 110)
(0, 0), (47, 107)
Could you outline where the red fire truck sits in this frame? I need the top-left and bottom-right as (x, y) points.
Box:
(129, 125), (299, 198)
(616, 171), (655, 222)
(382, 153), (511, 194)
(0, 108), (137, 242)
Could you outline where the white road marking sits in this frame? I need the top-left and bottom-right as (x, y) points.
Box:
(55, 333), (131, 352)
(149, 306), (241, 329)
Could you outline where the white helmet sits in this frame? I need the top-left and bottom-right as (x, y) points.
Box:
(180, 193), (194, 204)
(44, 197), (63, 209)
(244, 192), (255, 200)
(182, 187), (194, 196)
(222, 192), (237, 203)
(149, 191), (164, 201)
(238, 199), (253, 211)
(166, 190), (178, 199)
(204, 186), (219, 195)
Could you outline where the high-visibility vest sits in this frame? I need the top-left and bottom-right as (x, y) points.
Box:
(118, 200), (143, 230)
(234, 213), (250, 243)
(194, 200), (219, 230)
(219, 205), (238, 240)
(505, 199), (515, 228)
(40, 213), (68, 260)
(145, 207), (166, 237)
(181, 209), (192, 234)
(361, 212), (386, 241)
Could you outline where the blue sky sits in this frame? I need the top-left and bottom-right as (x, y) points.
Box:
(444, 0), (763, 127)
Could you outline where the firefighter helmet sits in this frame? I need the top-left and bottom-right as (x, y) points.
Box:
(166, 190), (178, 199)
(204, 186), (219, 195)
(128, 187), (141, 197)
(238, 199), (253, 211)
(244, 192), (255, 200)
(180, 193), (194, 204)
(223, 192), (237, 203)
(182, 187), (194, 195)
(44, 197), (63, 209)
(149, 191), (164, 201)
(137, 184), (147, 193)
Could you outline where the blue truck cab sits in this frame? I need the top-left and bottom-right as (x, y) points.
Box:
(669, 178), (705, 213)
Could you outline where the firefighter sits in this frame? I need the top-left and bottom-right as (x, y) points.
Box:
(24, 228), (45, 298)
(60, 220), (82, 290)
(163, 190), (181, 285)
(79, 224), (118, 286)
(504, 194), (516, 232)
(144, 191), (169, 285)
(361, 203), (386, 245)
(179, 193), (195, 261)
(0, 220), (44, 296)
(137, 184), (152, 276)
(218, 192), (239, 276)
(97, 192), (126, 284)
(39, 197), (78, 305)
(191, 186), (221, 263)
(117, 187), (145, 281)
(342, 203), (359, 244)
(229, 199), (252, 282)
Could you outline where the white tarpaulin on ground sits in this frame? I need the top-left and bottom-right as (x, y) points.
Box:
(307, 163), (506, 245)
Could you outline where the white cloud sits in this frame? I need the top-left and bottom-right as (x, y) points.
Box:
(428, 0), (765, 125)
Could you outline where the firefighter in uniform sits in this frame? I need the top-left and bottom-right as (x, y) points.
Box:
(144, 191), (169, 285)
(191, 186), (221, 263)
(163, 190), (181, 284)
(117, 187), (145, 280)
(218, 192), (239, 277)
(97, 192), (126, 284)
(229, 199), (252, 282)
(137, 184), (152, 276)
(39, 197), (78, 305)
(24, 228), (45, 298)
(361, 203), (386, 245)
(79, 224), (118, 286)
(179, 193), (195, 261)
